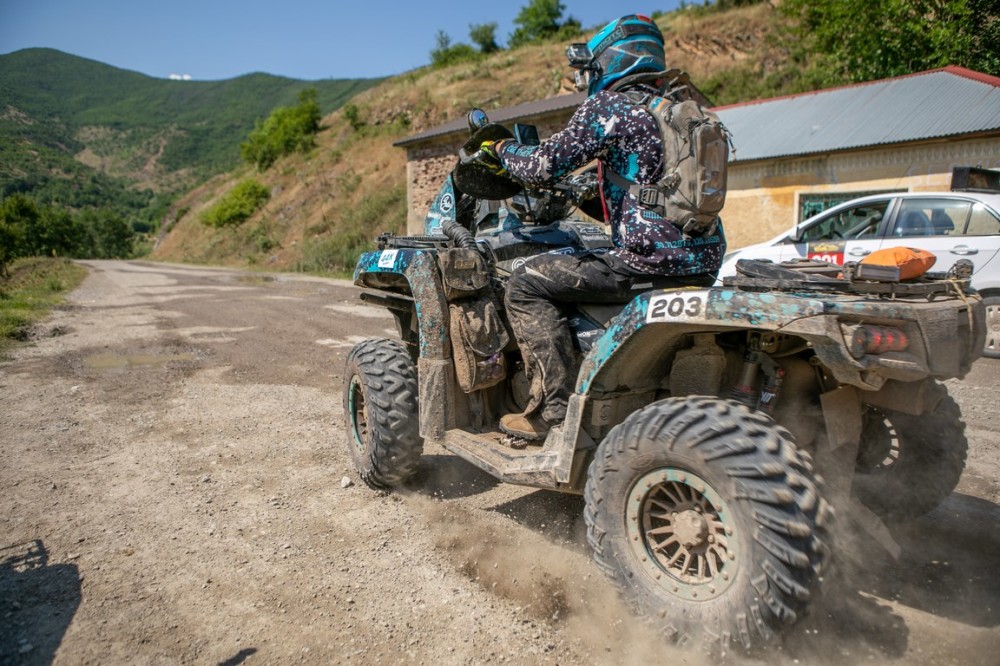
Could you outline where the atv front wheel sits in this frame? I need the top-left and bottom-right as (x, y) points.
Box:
(343, 338), (423, 489)
(853, 388), (967, 521)
(584, 397), (831, 652)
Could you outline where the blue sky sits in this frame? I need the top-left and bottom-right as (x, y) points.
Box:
(1, 1), (684, 81)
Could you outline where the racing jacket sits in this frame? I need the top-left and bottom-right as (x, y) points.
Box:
(496, 87), (726, 276)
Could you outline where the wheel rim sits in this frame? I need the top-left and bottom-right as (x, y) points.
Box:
(626, 468), (739, 601)
(348, 376), (368, 453)
(987, 300), (1000, 354)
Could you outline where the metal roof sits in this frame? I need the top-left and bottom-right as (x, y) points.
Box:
(716, 66), (1000, 163)
(395, 67), (1000, 160)
(393, 94), (586, 147)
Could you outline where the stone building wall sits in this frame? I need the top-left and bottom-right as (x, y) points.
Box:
(724, 136), (1000, 248)
(403, 115), (572, 234)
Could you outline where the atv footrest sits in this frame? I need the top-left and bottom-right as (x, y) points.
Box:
(441, 429), (564, 490)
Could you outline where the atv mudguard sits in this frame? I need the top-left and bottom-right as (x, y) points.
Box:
(354, 248), (449, 360)
(578, 286), (983, 397)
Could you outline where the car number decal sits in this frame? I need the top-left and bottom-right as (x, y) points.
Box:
(646, 290), (708, 323)
(807, 241), (845, 266)
(377, 249), (399, 269)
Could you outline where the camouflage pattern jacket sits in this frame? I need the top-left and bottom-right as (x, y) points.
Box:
(497, 88), (726, 276)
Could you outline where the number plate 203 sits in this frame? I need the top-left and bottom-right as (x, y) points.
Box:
(645, 290), (709, 323)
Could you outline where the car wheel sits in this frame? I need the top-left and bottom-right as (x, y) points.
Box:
(343, 338), (423, 489)
(983, 295), (1000, 359)
(584, 397), (831, 652)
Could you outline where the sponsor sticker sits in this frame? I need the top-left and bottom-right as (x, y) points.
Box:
(377, 249), (399, 269)
(807, 241), (845, 266)
(646, 290), (709, 323)
(575, 225), (610, 242)
(438, 192), (454, 214)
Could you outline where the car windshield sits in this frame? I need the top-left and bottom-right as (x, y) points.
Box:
(797, 201), (890, 242)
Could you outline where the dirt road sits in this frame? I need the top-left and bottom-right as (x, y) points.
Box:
(2, 260), (999, 665)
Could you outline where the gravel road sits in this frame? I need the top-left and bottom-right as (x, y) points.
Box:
(2, 260), (998, 665)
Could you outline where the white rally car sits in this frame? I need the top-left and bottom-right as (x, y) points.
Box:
(717, 190), (1000, 357)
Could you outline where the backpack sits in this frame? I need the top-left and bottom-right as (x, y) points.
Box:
(610, 90), (732, 237)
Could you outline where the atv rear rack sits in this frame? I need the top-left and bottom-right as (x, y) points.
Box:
(724, 259), (973, 298)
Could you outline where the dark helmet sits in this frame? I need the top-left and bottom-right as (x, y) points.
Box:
(566, 14), (666, 95)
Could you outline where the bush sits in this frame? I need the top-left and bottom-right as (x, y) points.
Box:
(430, 31), (481, 69)
(200, 179), (271, 228)
(240, 89), (322, 171)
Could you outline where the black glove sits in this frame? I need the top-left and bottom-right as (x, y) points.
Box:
(459, 139), (510, 176)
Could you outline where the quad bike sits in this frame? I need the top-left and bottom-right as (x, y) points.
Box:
(342, 111), (986, 651)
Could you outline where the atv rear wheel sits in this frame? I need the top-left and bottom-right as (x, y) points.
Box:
(853, 388), (967, 521)
(343, 338), (423, 489)
(584, 397), (831, 652)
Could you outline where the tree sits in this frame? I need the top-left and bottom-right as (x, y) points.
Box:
(78, 210), (135, 259)
(0, 196), (31, 276)
(470, 22), (500, 54)
(509, 0), (568, 48)
(430, 30), (479, 68)
(777, 0), (1000, 86)
(24, 204), (84, 258)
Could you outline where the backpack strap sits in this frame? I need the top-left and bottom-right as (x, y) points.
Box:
(605, 90), (671, 215)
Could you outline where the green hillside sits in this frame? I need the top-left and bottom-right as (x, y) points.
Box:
(0, 48), (382, 226)
(3, 0), (997, 272)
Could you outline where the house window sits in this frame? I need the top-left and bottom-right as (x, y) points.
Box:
(799, 190), (905, 223)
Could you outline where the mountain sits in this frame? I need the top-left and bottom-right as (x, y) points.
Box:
(9, 2), (994, 270)
(0, 48), (382, 225)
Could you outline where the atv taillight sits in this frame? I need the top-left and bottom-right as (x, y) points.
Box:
(844, 324), (909, 358)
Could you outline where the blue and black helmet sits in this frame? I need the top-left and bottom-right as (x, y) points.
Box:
(566, 14), (666, 95)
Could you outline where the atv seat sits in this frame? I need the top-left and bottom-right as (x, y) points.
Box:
(577, 273), (716, 328)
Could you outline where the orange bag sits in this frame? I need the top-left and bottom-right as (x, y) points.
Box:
(861, 246), (937, 281)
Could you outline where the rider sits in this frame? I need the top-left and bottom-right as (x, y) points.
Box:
(478, 14), (727, 440)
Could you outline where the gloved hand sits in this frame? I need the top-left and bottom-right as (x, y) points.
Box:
(459, 139), (510, 175)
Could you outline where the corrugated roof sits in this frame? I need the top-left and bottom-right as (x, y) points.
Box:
(393, 94), (585, 147)
(717, 66), (1000, 163)
(395, 67), (1000, 159)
